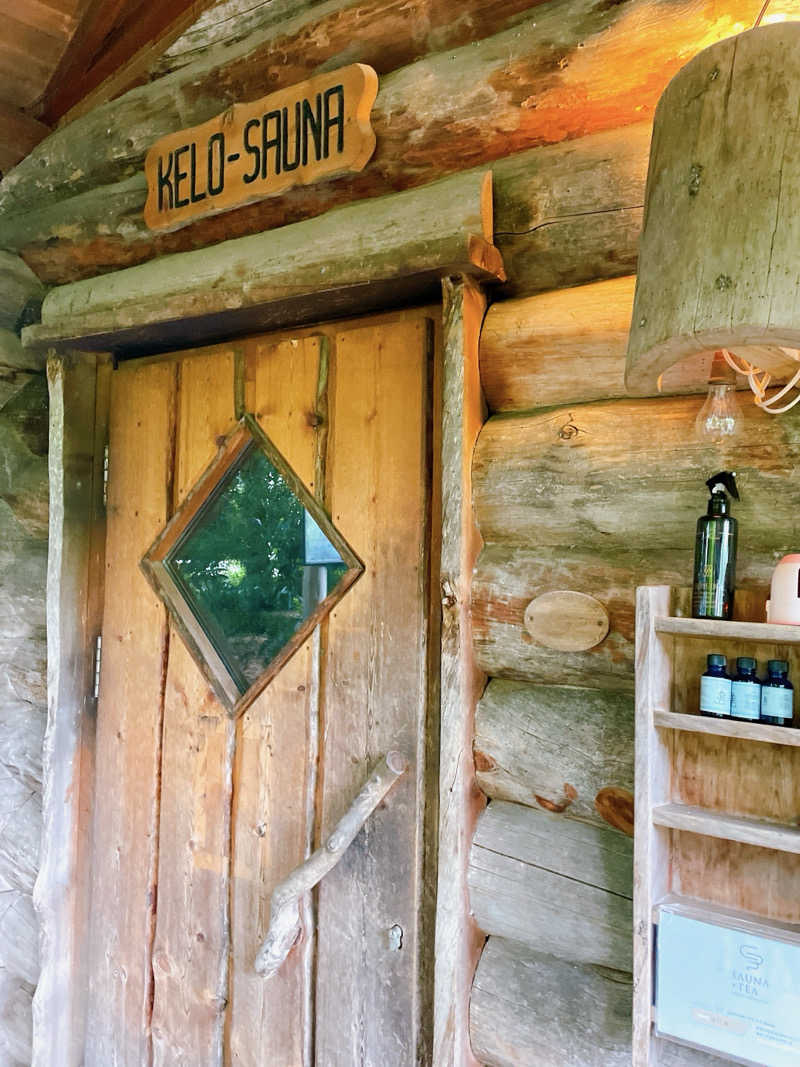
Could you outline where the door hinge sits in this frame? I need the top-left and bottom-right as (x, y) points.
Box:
(102, 444), (109, 510)
(92, 634), (102, 700)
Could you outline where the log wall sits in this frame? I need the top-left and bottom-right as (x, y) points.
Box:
(0, 259), (48, 1065)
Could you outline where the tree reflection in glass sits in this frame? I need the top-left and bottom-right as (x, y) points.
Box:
(166, 442), (347, 692)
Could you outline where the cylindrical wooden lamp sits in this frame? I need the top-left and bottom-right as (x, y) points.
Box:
(626, 23), (800, 396)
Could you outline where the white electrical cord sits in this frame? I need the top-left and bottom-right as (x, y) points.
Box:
(722, 348), (800, 414)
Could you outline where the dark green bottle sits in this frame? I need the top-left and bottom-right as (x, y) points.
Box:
(692, 471), (739, 620)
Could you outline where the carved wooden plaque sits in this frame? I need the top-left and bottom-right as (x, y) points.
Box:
(144, 64), (378, 232)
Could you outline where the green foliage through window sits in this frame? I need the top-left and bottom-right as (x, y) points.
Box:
(167, 442), (346, 692)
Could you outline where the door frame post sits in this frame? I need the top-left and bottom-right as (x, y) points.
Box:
(35, 352), (109, 1067)
(434, 275), (488, 1067)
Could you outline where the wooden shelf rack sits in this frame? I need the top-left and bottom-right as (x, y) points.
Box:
(634, 586), (800, 1066)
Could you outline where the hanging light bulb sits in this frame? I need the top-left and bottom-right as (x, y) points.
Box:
(695, 351), (743, 445)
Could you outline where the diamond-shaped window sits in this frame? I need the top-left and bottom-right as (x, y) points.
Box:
(142, 414), (363, 716)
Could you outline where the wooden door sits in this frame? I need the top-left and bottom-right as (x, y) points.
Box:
(84, 310), (438, 1066)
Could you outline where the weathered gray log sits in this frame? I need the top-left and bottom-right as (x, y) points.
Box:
(0, 0), (755, 284)
(469, 937), (632, 1067)
(493, 124), (648, 299)
(0, 253), (44, 332)
(0, 330), (45, 375)
(479, 275), (761, 413)
(0, 892), (38, 986)
(22, 170), (502, 354)
(0, 971), (35, 1066)
(474, 680), (634, 830)
(0, 258), (48, 1067)
(33, 355), (102, 1067)
(0, 0), (647, 225)
(469, 801), (632, 971)
(473, 395), (800, 556)
(155, 0), (537, 83)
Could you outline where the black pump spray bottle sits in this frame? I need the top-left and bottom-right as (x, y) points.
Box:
(692, 471), (739, 620)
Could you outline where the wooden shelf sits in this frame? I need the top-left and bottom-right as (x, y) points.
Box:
(634, 587), (800, 1066)
(652, 803), (800, 855)
(654, 615), (800, 643)
(653, 709), (800, 747)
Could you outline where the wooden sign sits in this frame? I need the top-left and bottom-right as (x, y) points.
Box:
(144, 64), (378, 232)
(523, 590), (610, 652)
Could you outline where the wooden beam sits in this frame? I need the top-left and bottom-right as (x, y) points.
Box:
(1, 121), (649, 294)
(0, 0), (773, 283)
(34, 353), (108, 1067)
(38, 0), (221, 126)
(0, 102), (50, 176)
(433, 276), (487, 1067)
(22, 170), (503, 354)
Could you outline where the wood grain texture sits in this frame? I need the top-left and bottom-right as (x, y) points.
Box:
(473, 395), (800, 556)
(523, 589), (609, 651)
(672, 831), (800, 924)
(0, 102), (50, 177)
(315, 317), (432, 1065)
(653, 804), (800, 854)
(84, 359), (176, 1066)
(627, 22), (800, 394)
(6, 119), (644, 295)
(469, 801), (632, 970)
(30, 354), (101, 1067)
(632, 586), (673, 1067)
(225, 334), (321, 1067)
(671, 728), (800, 825)
(470, 937), (632, 1067)
(479, 274), (764, 414)
(0, 251), (44, 332)
(25, 169), (499, 350)
(474, 679), (633, 828)
(0, 0), (82, 113)
(38, 0), (220, 125)
(143, 64), (379, 233)
(150, 349), (237, 1066)
(654, 709), (800, 747)
(3, 2), (774, 284)
(472, 547), (775, 689)
(156, 0), (544, 84)
(434, 277), (486, 1067)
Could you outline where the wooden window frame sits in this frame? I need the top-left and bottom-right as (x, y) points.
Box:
(141, 412), (363, 716)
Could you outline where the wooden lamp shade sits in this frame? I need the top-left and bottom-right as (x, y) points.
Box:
(626, 23), (800, 396)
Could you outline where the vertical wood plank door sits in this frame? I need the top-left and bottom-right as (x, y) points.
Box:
(85, 309), (437, 1066)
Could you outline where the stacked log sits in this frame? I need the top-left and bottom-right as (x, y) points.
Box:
(0, 257), (48, 1065)
(469, 275), (796, 1063)
(0, 0), (773, 286)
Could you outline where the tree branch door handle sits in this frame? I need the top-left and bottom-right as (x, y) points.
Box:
(254, 750), (408, 978)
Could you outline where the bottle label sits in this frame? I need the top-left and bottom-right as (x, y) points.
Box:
(699, 676), (731, 716)
(761, 687), (793, 721)
(730, 680), (761, 721)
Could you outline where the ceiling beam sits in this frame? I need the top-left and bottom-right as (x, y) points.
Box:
(37, 0), (219, 127)
(0, 102), (50, 177)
